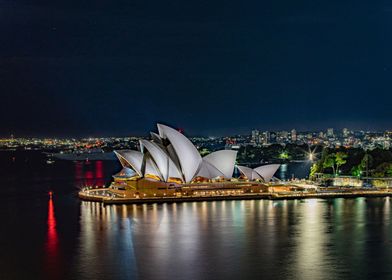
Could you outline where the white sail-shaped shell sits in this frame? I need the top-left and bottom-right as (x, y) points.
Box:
(157, 124), (202, 183)
(144, 156), (163, 180)
(203, 150), (237, 179)
(237, 165), (263, 180)
(195, 160), (225, 179)
(114, 167), (136, 178)
(114, 150), (144, 176)
(237, 165), (253, 179)
(140, 139), (183, 182)
(150, 132), (162, 144)
(254, 164), (280, 182)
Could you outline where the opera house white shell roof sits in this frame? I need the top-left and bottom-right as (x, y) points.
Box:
(237, 164), (280, 182)
(114, 124), (280, 183)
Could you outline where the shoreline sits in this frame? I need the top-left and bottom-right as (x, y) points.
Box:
(79, 189), (392, 205)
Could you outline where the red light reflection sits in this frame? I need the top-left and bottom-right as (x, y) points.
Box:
(75, 160), (106, 187)
(85, 170), (94, 186)
(45, 196), (60, 279)
(95, 161), (105, 186)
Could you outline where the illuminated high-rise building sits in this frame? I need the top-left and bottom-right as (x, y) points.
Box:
(343, 128), (349, 138)
(291, 129), (297, 142)
(327, 128), (334, 138)
(251, 129), (260, 145)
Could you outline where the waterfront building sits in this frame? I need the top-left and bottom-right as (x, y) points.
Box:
(110, 124), (280, 197)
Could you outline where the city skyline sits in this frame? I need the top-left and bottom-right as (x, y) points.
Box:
(3, 126), (392, 152)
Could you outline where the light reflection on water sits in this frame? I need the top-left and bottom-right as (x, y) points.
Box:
(45, 196), (61, 280)
(277, 162), (312, 180)
(4, 157), (392, 279)
(72, 198), (392, 280)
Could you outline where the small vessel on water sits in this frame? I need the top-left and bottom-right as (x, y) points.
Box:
(51, 148), (116, 161)
(46, 159), (55, 164)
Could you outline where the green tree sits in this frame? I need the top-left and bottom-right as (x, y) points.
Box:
(360, 153), (373, 177)
(310, 163), (319, 179)
(323, 153), (336, 175)
(279, 151), (289, 160)
(351, 165), (361, 177)
(318, 148), (329, 173)
(335, 152), (348, 174)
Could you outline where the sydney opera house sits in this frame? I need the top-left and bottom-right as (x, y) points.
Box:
(107, 124), (281, 198)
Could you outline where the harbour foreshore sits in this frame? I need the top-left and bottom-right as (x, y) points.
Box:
(79, 188), (392, 205)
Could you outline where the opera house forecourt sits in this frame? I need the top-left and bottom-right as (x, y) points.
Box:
(79, 124), (298, 204)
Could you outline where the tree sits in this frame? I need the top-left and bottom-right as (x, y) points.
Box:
(323, 153), (336, 175)
(351, 165), (361, 177)
(318, 148), (329, 173)
(310, 163), (319, 179)
(360, 153), (373, 177)
(279, 151), (289, 160)
(373, 162), (392, 178)
(335, 152), (348, 174)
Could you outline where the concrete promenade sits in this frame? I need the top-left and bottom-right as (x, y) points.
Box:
(79, 188), (392, 205)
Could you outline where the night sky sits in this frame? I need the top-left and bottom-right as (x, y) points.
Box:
(1, 0), (392, 137)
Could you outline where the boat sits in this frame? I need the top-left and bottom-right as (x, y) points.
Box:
(46, 159), (55, 164)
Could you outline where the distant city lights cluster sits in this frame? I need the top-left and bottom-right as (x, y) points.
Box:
(0, 128), (391, 152)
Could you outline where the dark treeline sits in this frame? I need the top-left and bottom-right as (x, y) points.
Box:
(237, 144), (392, 178)
(310, 148), (392, 178)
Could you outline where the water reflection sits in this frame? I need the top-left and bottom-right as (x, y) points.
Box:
(76, 202), (137, 279)
(45, 196), (60, 279)
(74, 160), (107, 187)
(5, 158), (392, 279)
(279, 164), (288, 180)
(294, 199), (329, 279)
(277, 162), (312, 180)
(95, 161), (105, 186)
(74, 199), (392, 280)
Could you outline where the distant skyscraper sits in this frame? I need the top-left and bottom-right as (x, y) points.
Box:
(263, 131), (270, 145)
(343, 128), (349, 138)
(251, 129), (260, 145)
(291, 129), (297, 142)
(278, 130), (289, 138)
(327, 128), (334, 138)
(258, 134), (264, 145)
